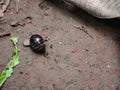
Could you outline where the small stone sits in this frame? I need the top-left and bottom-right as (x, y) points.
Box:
(23, 39), (30, 47)
(59, 42), (62, 45)
(10, 21), (18, 26)
(107, 65), (110, 68)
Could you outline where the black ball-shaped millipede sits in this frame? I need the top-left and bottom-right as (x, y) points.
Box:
(23, 34), (46, 54)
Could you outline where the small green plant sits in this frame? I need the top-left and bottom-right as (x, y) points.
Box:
(0, 37), (19, 87)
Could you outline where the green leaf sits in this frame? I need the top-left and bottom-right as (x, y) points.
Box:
(11, 37), (18, 45)
(0, 37), (19, 87)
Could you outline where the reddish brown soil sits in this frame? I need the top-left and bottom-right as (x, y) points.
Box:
(0, 0), (120, 90)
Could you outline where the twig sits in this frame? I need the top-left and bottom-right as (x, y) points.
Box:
(0, 0), (11, 17)
(0, 0), (4, 4)
(39, 0), (45, 7)
(2, 0), (10, 12)
(73, 25), (94, 39)
(15, 0), (19, 13)
(0, 33), (11, 38)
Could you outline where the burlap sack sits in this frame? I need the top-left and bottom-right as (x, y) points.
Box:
(65, 0), (120, 19)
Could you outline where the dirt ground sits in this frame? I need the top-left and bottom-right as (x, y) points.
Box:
(0, 0), (120, 90)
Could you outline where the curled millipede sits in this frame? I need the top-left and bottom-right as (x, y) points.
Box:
(30, 34), (46, 53)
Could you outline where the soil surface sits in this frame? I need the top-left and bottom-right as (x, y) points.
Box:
(0, 0), (120, 90)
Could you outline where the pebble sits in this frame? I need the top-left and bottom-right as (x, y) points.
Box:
(23, 39), (30, 47)
(59, 42), (62, 45)
(10, 21), (18, 26)
(107, 65), (110, 68)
